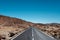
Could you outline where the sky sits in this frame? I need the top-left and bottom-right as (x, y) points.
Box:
(0, 0), (60, 23)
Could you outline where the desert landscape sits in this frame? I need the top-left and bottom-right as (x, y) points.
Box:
(0, 15), (60, 40)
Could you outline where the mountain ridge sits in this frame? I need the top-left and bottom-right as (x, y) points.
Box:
(0, 15), (60, 40)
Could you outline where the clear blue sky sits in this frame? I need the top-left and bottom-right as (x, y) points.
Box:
(0, 0), (60, 23)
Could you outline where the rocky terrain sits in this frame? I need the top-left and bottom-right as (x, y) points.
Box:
(34, 23), (60, 40)
(0, 15), (60, 40)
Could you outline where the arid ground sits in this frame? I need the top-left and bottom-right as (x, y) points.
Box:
(0, 15), (60, 40)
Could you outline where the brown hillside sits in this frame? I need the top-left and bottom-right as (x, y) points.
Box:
(0, 15), (60, 40)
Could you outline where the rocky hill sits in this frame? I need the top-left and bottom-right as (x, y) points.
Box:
(0, 15), (60, 40)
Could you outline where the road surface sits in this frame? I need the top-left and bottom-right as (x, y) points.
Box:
(12, 27), (32, 40)
(11, 27), (56, 40)
(32, 27), (56, 40)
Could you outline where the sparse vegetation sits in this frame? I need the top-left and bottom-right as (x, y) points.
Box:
(0, 15), (60, 40)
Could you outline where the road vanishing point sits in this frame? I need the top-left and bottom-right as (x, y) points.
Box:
(11, 27), (56, 40)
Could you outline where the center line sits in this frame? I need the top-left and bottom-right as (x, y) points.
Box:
(32, 28), (34, 40)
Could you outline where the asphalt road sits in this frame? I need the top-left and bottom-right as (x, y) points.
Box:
(12, 27), (56, 40)
(32, 27), (56, 40)
(12, 27), (32, 40)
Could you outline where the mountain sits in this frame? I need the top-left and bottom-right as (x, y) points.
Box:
(0, 15), (60, 40)
(0, 15), (31, 27)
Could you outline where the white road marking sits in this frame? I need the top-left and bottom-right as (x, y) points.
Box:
(32, 28), (34, 40)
